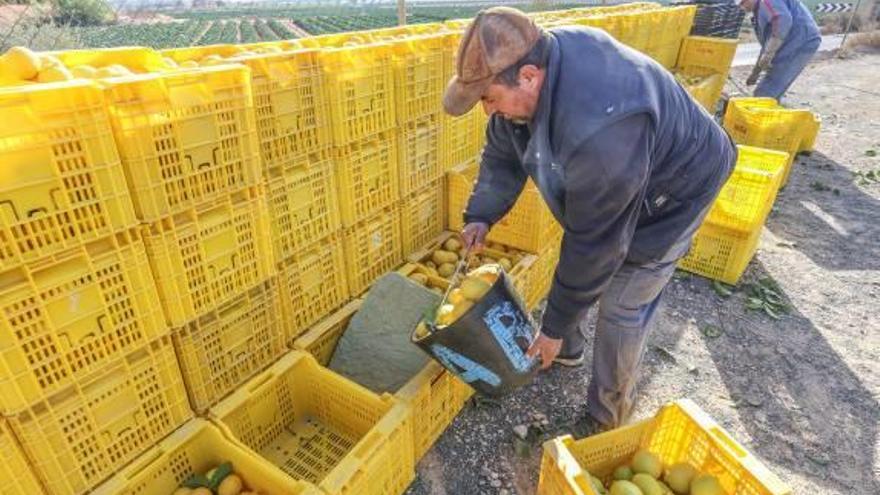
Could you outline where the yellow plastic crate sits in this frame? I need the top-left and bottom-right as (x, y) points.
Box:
(342, 206), (403, 297)
(10, 335), (192, 495)
(209, 351), (415, 495)
(173, 278), (287, 413)
(0, 418), (45, 495)
(292, 298), (362, 365)
(0, 230), (166, 414)
(675, 71), (725, 111)
(704, 154), (784, 235)
(334, 130), (400, 227)
(447, 160), (562, 254)
(101, 65), (262, 221)
(164, 46), (333, 170)
(0, 81), (136, 271)
(406, 231), (542, 310)
(292, 298), (470, 463)
(91, 419), (322, 495)
(723, 98), (818, 185)
(678, 221), (761, 285)
(266, 151), (339, 261)
(390, 34), (450, 124)
(142, 187), (274, 327)
(442, 109), (484, 171)
(398, 112), (443, 197)
(676, 36), (739, 77)
(278, 231), (350, 344)
(538, 399), (791, 495)
(401, 178), (446, 256)
(48, 47), (172, 74)
(320, 43), (396, 145)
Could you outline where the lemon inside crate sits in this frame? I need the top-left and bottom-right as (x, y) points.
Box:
(209, 351), (415, 495)
(91, 419), (323, 495)
(538, 399), (791, 495)
(0, 80), (136, 271)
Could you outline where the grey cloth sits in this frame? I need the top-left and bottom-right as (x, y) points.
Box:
(329, 273), (436, 393)
(464, 26), (736, 341)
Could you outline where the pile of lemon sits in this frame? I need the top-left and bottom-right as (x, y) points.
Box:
(585, 450), (722, 495)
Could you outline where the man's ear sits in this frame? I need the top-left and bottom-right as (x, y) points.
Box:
(518, 65), (542, 90)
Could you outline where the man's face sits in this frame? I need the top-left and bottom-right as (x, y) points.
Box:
(738, 0), (756, 12)
(480, 65), (544, 124)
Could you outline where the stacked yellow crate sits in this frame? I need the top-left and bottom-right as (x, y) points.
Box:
(0, 79), (191, 495)
(674, 35), (739, 112)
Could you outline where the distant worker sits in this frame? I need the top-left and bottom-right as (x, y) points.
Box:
(444, 8), (736, 430)
(739, 0), (821, 100)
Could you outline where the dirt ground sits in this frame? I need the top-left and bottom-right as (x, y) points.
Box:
(405, 50), (880, 495)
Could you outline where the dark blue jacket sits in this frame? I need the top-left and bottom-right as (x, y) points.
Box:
(464, 27), (736, 340)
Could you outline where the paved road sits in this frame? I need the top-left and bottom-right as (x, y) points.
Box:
(732, 34), (845, 67)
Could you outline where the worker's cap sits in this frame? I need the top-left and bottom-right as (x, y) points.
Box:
(442, 7), (542, 116)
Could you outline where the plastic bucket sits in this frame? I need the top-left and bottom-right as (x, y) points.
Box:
(411, 270), (539, 397)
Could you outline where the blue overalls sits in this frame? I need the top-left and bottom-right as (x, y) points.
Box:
(752, 0), (822, 99)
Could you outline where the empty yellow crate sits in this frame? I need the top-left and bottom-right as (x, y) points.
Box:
(162, 46), (332, 170)
(291, 299), (470, 463)
(538, 399), (790, 495)
(0, 81), (136, 271)
(391, 34), (451, 124)
(173, 278), (287, 413)
(10, 335), (192, 495)
(91, 419), (322, 495)
(278, 231), (350, 344)
(678, 221), (762, 285)
(0, 230), (166, 414)
(398, 112), (443, 197)
(101, 65), (262, 221)
(266, 152), (339, 261)
(400, 178), (446, 256)
(334, 130), (400, 227)
(142, 187), (274, 327)
(342, 206), (403, 298)
(0, 418), (45, 495)
(319, 43), (396, 145)
(447, 160), (562, 254)
(209, 351), (415, 495)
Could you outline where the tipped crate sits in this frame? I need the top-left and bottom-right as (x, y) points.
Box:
(398, 113), (443, 197)
(723, 98), (818, 185)
(209, 351), (415, 495)
(9, 335), (192, 495)
(142, 187), (274, 327)
(401, 178), (446, 256)
(538, 399), (791, 495)
(293, 298), (471, 462)
(335, 130), (400, 227)
(91, 419), (322, 495)
(266, 151), (339, 261)
(342, 206), (403, 298)
(1, 418), (45, 495)
(675, 71), (725, 111)
(319, 43), (396, 145)
(0, 81), (136, 271)
(0, 230), (167, 414)
(390, 34), (450, 124)
(278, 231), (350, 344)
(173, 278), (287, 413)
(163, 47), (332, 170)
(101, 65), (262, 221)
(447, 160), (561, 254)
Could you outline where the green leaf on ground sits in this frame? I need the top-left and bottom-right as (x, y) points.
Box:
(712, 280), (734, 298)
(701, 324), (724, 339)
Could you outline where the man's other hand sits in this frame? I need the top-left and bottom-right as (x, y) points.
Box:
(526, 332), (563, 370)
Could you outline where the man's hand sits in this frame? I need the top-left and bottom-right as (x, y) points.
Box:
(526, 332), (563, 370)
(461, 222), (489, 253)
